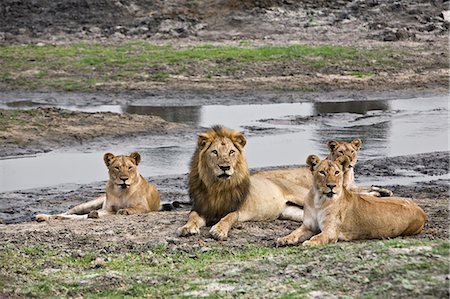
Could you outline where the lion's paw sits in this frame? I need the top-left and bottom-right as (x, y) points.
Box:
(88, 210), (99, 218)
(117, 209), (130, 215)
(370, 186), (393, 197)
(35, 214), (50, 222)
(209, 225), (228, 241)
(276, 235), (299, 247)
(177, 225), (200, 237)
(302, 240), (317, 247)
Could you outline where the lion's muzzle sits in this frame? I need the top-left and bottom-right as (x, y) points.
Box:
(217, 165), (232, 180)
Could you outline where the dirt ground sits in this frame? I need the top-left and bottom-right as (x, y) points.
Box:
(0, 0), (449, 92)
(0, 0), (448, 256)
(0, 107), (187, 157)
(0, 151), (448, 252)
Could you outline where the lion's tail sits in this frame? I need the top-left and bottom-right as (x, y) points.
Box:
(160, 201), (192, 212)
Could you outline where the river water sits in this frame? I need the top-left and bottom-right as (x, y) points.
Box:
(0, 95), (448, 192)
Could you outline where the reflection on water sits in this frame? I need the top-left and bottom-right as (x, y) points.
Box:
(124, 105), (201, 125)
(313, 100), (390, 114)
(0, 95), (448, 192)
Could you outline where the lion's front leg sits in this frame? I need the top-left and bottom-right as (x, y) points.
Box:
(177, 211), (206, 237)
(209, 211), (239, 241)
(277, 225), (315, 246)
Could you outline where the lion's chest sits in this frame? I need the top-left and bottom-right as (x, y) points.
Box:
(105, 191), (137, 211)
(304, 206), (328, 233)
(303, 194), (333, 233)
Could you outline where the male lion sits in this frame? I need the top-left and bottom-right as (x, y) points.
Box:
(35, 152), (160, 221)
(276, 155), (426, 247)
(177, 126), (308, 240)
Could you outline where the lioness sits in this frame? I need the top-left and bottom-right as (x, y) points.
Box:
(35, 152), (160, 221)
(177, 126), (308, 240)
(276, 155), (426, 246)
(254, 138), (392, 197)
(327, 138), (392, 197)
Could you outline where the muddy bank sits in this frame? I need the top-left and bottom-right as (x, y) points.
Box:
(0, 1), (448, 93)
(0, 151), (447, 252)
(0, 107), (186, 157)
(1, 0), (448, 45)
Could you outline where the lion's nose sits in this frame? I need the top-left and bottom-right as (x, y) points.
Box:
(120, 177), (128, 182)
(326, 184), (336, 190)
(219, 165), (230, 172)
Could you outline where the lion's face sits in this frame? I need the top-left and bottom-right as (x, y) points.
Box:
(327, 139), (361, 168)
(204, 137), (241, 180)
(196, 126), (247, 183)
(307, 155), (350, 200)
(104, 152), (141, 189)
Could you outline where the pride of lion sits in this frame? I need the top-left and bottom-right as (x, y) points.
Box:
(35, 125), (426, 245)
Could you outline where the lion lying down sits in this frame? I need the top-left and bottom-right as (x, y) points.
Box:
(277, 155), (426, 246)
(35, 152), (160, 221)
(178, 126), (309, 240)
(254, 138), (393, 197)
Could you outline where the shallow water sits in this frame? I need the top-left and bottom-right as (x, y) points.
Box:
(0, 95), (448, 192)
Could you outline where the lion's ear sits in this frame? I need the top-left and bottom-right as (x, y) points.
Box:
(335, 155), (351, 171)
(232, 132), (246, 149)
(197, 132), (211, 149)
(129, 152), (141, 166)
(306, 155), (321, 171)
(351, 138), (362, 150)
(327, 140), (339, 151)
(104, 153), (115, 167)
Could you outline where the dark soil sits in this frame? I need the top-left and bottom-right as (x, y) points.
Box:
(1, 0), (448, 44)
(0, 0), (449, 93)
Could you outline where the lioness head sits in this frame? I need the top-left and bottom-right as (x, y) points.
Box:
(104, 152), (141, 189)
(196, 126), (247, 183)
(307, 154), (351, 200)
(327, 138), (362, 168)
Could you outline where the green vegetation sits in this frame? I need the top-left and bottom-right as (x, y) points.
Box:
(0, 41), (401, 91)
(0, 238), (448, 298)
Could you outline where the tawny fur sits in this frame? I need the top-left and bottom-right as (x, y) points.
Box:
(277, 155), (426, 247)
(35, 152), (160, 221)
(178, 126), (308, 240)
(327, 138), (392, 197)
(254, 138), (392, 197)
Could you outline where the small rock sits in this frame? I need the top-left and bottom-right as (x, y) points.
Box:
(442, 10), (450, 23)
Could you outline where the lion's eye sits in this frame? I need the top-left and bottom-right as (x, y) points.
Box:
(335, 171), (340, 176)
(128, 166), (133, 171)
(211, 150), (218, 156)
(319, 171), (326, 176)
(351, 150), (355, 154)
(338, 150), (344, 155)
(114, 167), (119, 171)
(229, 149), (235, 156)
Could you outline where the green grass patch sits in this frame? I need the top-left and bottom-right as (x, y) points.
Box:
(0, 238), (448, 298)
(0, 42), (401, 91)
